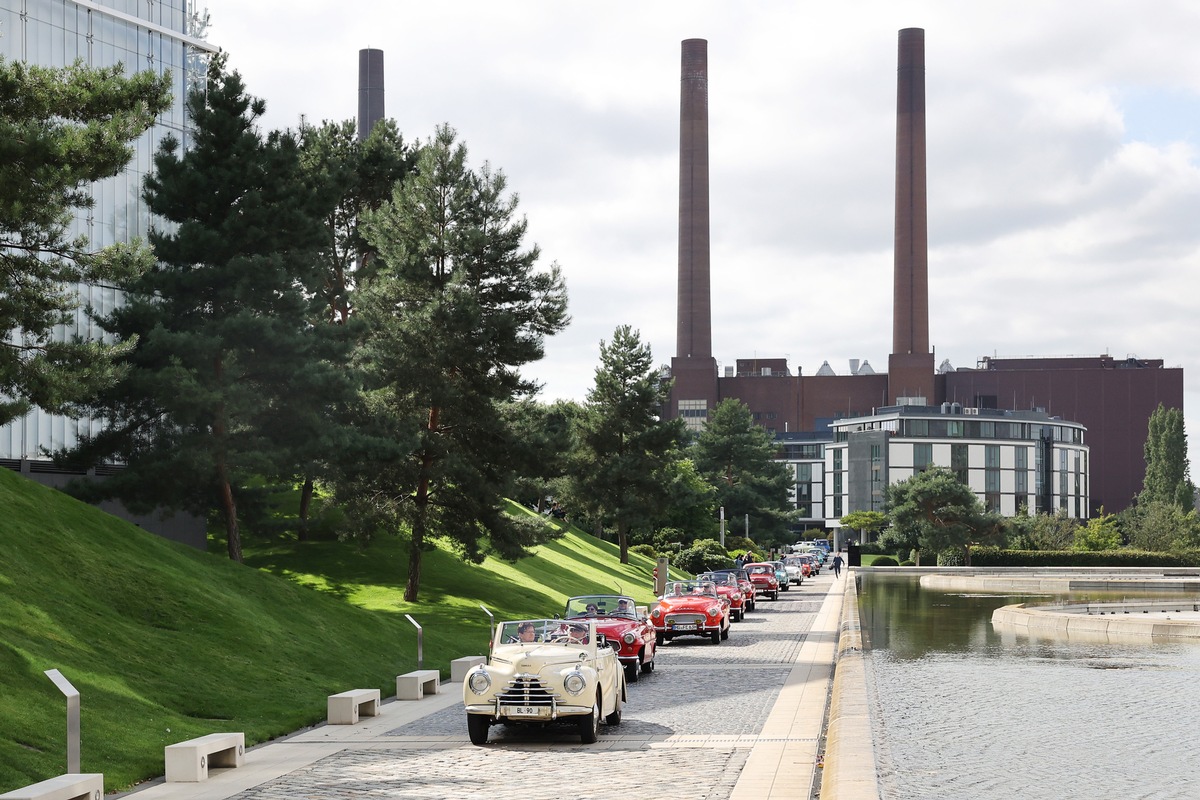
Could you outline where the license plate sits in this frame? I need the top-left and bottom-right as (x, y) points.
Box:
(507, 706), (542, 716)
(672, 623), (697, 631)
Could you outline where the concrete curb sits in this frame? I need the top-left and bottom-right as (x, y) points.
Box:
(821, 573), (880, 800)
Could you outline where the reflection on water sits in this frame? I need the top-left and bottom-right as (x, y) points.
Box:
(859, 574), (1200, 800)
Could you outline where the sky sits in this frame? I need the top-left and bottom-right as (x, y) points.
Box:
(202, 1), (1200, 471)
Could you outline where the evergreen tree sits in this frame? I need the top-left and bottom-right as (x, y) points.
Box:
(343, 125), (568, 600)
(573, 326), (683, 563)
(62, 55), (339, 562)
(885, 467), (1006, 565)
(691, 398), (794, 544)
(0, 57), (170, 424)
(1141, 404), (1194, 511)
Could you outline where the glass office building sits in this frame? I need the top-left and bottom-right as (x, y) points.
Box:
(0, 0), (216, 464)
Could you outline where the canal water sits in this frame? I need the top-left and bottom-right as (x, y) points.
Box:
(857, 574), (1200, 800)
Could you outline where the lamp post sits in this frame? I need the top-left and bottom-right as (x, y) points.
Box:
(719, 507), (725, 546)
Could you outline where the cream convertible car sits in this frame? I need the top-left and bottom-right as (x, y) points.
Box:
(463, 618), (627, 745)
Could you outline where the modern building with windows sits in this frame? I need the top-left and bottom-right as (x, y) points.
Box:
(1, 0), (216, 544)
(822, 405), (1088, 538)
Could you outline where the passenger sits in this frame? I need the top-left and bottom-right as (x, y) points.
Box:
(517, 621), (537, 643)
(585, 603), (599, 616)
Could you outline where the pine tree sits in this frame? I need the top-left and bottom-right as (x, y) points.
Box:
(573, 326), (683, 563)
(63, 55), (339, 561)
(691, 398), (794, 544)
(0, 57), (170, 424)
(343, 125), (568, 600)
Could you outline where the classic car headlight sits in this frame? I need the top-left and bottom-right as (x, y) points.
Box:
(707, 605), (721, 618)
(651, 607), (662, 618)
(622, 632), (637, 645)
(467, 669), (492, 694)
(564, 671), (587, 695)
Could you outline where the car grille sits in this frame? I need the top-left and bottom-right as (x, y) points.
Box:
(666, 613), (705, 625)
(497, 675), (560, 707)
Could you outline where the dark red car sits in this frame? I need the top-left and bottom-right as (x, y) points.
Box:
(697, 571), (747, 621)
(709, 568), (756, 612)
(564, 595), (657, 682)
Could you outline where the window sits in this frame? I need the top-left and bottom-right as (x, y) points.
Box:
(913, 443), (932, 470)
(951, 444), (968, 484)
(985, 445), (1000, 468)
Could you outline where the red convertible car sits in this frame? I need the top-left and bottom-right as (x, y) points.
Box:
(696, 571), (747, 621)
(650, 580), (730, 645)
(743, 562), (780, 600)
(709, 568), (756, 612)
(564, 595), (657, 682)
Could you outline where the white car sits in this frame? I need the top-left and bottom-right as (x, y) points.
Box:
(463, 618), (626, 745)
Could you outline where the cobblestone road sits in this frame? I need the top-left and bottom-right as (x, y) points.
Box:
(224, 579), (832, 800)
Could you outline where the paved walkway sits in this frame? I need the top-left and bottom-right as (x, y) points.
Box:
(117, 575), (848, 800)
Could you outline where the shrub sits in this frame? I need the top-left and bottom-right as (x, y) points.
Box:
(936, 548), (964, 566)
(629, 543), (658, 559)
(672, 538), (734, 573)
(871, 555), (899, 567)
(900, 560), (916, 566)
(969, 547), (1200, 567)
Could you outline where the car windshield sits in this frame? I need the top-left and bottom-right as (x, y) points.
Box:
(784, 557), (805, 566)
(746, 565), (772, 575)
(565, 595), (638, 620)
(665, 580), (719, 599)
(498, 619), (593, 646)
(697, 573), (737, 587)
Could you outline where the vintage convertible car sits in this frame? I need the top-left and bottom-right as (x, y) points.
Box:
(463, 618), (626, 745)
(783, 554), (811, 582)
(650, 580), (730, 644)
(744, 562), (780, 600)
(769, 560), (792, 591)
(696, 571), (747, 621)
(709, 568), (756, 612)
(564, 595), (657, 682)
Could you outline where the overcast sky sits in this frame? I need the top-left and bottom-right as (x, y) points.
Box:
(202, 1), (1200, 471)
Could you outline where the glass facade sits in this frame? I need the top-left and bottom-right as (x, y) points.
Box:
(0, 1), (216, 460)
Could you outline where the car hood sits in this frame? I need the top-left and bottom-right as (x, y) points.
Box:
(491, 644), (591, 667)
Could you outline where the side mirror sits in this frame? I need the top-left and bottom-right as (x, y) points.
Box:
(595, 634), (608, 649)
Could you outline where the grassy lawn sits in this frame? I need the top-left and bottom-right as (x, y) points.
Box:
(0, 471), (658, 793)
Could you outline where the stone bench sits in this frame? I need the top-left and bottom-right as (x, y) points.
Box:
(0, 773), (103, 800)
(164, 732), (245, 782)
(396, 669), (440, 700)
(450, 656), (486, 682)
(327, 688), (381, 724)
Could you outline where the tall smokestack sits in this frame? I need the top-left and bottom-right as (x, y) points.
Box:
(358, 48), (384, 141)
(892, 28), (928, 356)
(887, 28), (935, 406)
(676, 38), (712, 360)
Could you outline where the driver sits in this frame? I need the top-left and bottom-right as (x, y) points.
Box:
(616, 598), (633, 616)
(585, 603), (599, 616)
(517, 621), (537, 642)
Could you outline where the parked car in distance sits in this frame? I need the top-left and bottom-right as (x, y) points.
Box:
(696, 571), (748, 621)
(768, 561), (791, 591)
(564, 594), (657, 683)
(743, 563), (780, 600)
(463, 618), (626, 745)
(650, 580), (731, 644)
(709, 568), (756, 612)
(781, 555), (807, 584)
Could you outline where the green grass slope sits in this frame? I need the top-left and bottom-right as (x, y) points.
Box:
(0, 472), (658, 793)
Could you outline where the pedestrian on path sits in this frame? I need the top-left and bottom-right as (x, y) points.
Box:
(831, 553), (844, 578)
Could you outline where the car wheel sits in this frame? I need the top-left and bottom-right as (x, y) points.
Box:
(771, 591), (779, 600)
(720, 624), (729, 641)
(625, 661), (640, 684)
(605, 692), (622, 726)
(781, 583), (789, 591)
(655, 632), (665, 647)
(579, 693), (600, 743)
(709, 629), (721, 644)
(641, 657), (654, 674)
(733, 609), (742, 622)
(466, 714), (490, 746)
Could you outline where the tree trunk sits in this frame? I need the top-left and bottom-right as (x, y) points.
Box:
(216, 461), (242, 562)
(298, 474), (314, 541)
(405, 405), (439, 602)
(618, 520), (629, 564)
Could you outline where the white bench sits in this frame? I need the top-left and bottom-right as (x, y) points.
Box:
(450, 656), (486, 682)
(164, 732), (245, 782)
(327, 688), (381, 724)
(396, 669), (440, 700)
(0, 773), (102, 800)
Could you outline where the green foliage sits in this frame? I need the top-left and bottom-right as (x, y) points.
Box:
(969, 546), (1200, 567)
(840, 510), (888, 536)
(1141, 404), (1194, 511)
(1071, 508), (1123, 551)
(1118, 499), (1200, 551)
(871, 555), (899, 567)
(935, 549), (964, 566)
(340, 124), (569, 599)
(885, 467), (1006, 565)
(629, 543), (658, 559)
(671, 538), (734, 573)
(571, 326), (684, 563)
(0, 57), (171, 424)
(651, 455), (719, 538)
(691, 398), (795, 541)
(1005, 507), (1079, 551)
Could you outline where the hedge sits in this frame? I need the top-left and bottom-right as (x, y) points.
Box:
(969, 547), (1200, 568)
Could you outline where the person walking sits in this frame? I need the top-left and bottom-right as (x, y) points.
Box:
(831, 553), (844, 579)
